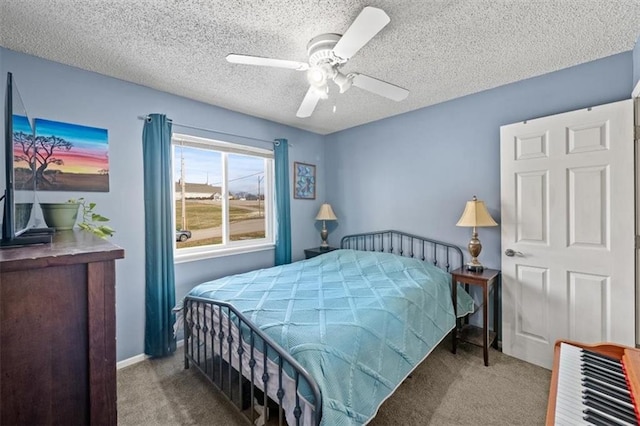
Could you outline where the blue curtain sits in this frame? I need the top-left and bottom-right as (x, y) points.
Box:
(142, 114), (176, 357)
(274, 138), (291, 265)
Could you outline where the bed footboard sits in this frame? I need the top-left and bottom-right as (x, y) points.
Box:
(183, 296), (322, 426)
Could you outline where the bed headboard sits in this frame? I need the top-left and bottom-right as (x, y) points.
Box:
(340, 230), (463, 272)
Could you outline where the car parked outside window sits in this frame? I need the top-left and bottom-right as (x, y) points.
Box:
(176, 230), (192, 242)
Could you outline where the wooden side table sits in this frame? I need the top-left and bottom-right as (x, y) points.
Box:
(451, 267), (500, 366)
(304, 246), (338, 259)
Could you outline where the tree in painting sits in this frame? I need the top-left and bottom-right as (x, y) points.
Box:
(13, 131), (35, 172)
(14, 133), (73, 188)
(13, 131), (37, 188)
(34, 135), (73, 188)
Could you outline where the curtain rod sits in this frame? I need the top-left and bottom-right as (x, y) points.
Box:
(137, 115), (289, 146)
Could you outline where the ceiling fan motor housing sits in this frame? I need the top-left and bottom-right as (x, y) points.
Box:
(307, 33), (344, 67)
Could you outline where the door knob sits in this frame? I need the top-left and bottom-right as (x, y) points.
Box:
(505, 249), (523, 257)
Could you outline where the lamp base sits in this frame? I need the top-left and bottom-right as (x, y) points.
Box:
(466, 228), (484, 272)
(320, 222), (329, 248)
(465, 263), (484, 272)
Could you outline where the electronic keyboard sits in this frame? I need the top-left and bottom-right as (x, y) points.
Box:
(547, 340), (640, 425)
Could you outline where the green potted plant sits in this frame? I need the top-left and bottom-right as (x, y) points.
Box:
(40, 198), (114, 238)
(40, 200), (80, 230)
(75, 198), (114, 238)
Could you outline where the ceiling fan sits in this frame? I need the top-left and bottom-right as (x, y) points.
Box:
(226, 7), (409, 118)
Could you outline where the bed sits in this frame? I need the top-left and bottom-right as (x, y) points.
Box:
(181, 230), (474, 425)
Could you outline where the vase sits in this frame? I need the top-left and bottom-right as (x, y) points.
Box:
(40, 203), (80, 230)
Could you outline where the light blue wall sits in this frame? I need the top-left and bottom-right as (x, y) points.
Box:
(325, 51), (632, 283)
(1, 46), (634, 360)
(0, 48), (326, 361)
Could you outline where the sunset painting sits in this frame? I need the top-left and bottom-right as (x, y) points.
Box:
(33, 118), (109, 191)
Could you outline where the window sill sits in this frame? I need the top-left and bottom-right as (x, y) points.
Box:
(174, 243), (275, 264)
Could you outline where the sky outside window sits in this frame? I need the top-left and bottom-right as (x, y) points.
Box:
(174, 146), (264, 195)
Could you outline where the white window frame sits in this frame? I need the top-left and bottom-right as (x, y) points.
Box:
(172, 133), (275, 263)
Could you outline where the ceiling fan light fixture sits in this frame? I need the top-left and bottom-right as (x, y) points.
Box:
(226, 7), (408, 119)
(307, 33), (342, 67)
(333, 72), (353, 94)
(307, 67), (326, 87)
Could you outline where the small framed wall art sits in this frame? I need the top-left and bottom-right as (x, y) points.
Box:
(293, 162), (316, 200)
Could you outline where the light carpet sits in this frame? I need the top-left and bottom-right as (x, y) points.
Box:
(117, 341), (550, 425)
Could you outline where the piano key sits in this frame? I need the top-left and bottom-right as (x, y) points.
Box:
(556, 357), (598, 422)
(579, 373), (630, 397)
(559, 346), (624, 406)
(582, 368), (627, 389)
(582, 404), (636, 426)
(583, 414), (618, 426)
(582, 348), (624, 364)
(583, 375), (632, 396)
(579, 357), (624, 377)
(584, 388), (636, 411)
(584, 399), (637, 425)
(583, 378), (634, 404)
(583, 390), (638, 422)
(583, 367), (629, 389)
(582, 354), (626, 376)
(582, 360), (627, 381)
(584, 408), (630, 426)
(559, 356), (628, 397)
(582, 351), (624, 368)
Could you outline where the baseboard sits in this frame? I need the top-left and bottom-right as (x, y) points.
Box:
(117, 353), (149, 370)
(633, 80), (640, 98)
(116, 339), (184, 370)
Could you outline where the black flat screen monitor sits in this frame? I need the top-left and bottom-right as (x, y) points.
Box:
(1, 72), (51, 247)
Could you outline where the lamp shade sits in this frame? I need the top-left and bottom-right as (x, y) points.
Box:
(456, 196), (498, 227)
(315, 203), (337, 221)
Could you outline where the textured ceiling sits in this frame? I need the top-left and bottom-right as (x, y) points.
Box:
(1, 1), (639, 135)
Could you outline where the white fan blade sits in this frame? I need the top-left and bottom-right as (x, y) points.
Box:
(226, 54), (309, 71)
(352, 74), (409, 101)
(332, 7), (390, 60)
(296, 87), (321, 118)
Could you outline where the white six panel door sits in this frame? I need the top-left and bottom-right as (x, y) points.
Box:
(500, 99), (635, 369)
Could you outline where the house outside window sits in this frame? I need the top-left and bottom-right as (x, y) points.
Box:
(172, 133), (274, 261)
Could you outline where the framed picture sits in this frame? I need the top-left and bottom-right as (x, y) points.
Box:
(293, 162), (316, 200)
(32, 118), (110, 192)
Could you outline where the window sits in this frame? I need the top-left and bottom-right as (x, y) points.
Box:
(172, 133), (274, 261)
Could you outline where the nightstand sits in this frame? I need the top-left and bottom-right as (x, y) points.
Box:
(451, 267), (500, 366)
(304, 246), (338, 259)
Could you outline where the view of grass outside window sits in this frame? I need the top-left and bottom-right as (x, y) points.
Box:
(173, 135), (272, 254)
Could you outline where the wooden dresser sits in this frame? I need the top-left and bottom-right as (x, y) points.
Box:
(0, 230), (124, 426)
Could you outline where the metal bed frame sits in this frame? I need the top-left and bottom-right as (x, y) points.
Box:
(183, 230), (463, 426)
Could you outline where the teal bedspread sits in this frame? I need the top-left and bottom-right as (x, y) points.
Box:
(188, 249), (474, 425)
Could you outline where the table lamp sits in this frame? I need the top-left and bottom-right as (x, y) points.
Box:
(315, 203), (337, 249)
(456, 195), (498, 272)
